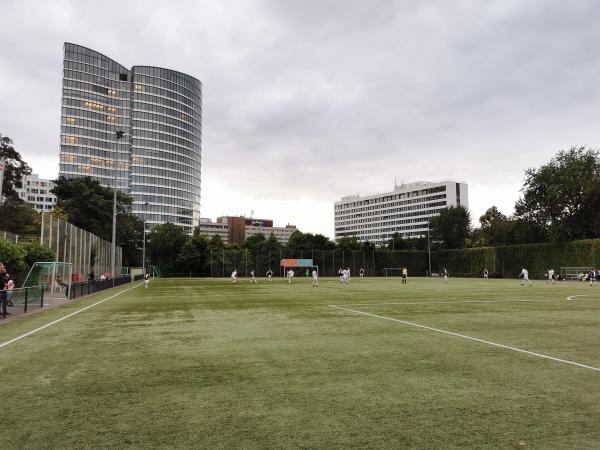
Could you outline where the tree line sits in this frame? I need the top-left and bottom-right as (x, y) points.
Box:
(2, 131), (600, 272)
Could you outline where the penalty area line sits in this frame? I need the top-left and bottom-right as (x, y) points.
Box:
(328, 304), (600, 373)
(0, 283), (143, 350)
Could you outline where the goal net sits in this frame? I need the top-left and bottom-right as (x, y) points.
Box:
(560, 267), (594, 280)
(21, 262), (73, 305)
(383, 268), (403, 277)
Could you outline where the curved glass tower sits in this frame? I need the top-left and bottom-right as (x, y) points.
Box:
(59, 43), (202, 234)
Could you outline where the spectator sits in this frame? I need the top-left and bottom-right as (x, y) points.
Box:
(0, 263), (9, 318)
(6, 276), (14, 306)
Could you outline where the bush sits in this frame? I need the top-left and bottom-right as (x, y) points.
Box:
(0, 237), (26, 275)
(18, 242), (55, 267)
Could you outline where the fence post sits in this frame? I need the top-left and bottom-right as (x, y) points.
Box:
(24, 288), (28, 313)
(40, 288), (44, 308)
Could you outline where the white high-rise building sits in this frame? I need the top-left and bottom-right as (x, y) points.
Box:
(334, 181), (468, 246)
(15, 174), (58, 212)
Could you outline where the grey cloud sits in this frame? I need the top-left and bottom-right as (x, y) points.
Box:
(0, 0), (599, 235)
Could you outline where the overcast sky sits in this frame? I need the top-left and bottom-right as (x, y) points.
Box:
(1, 0), (599, 238)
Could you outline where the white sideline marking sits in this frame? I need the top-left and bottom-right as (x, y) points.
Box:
(0, 283), (142, 350)
(330, 299), (570, 307)
(328, 304), (600, 373)
(566, 293), (600, 301)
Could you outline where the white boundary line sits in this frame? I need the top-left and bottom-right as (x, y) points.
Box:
(330, 299), (571, 307)
(566, 293), (600, 301)
(0, 283), (142, 350)
(328, 304), (600, 373)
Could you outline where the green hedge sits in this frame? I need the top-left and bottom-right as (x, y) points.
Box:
(430, 240), (600, 279)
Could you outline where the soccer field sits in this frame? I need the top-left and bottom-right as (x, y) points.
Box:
(1, 277), (600, 449)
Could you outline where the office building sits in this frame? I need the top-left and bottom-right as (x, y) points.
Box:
(334, 180), (469, 246)
(58, 43), (202, 234)
(197, 218), (229, 244)
(15, 174), (57, 212)
(197, 216), (298, 245)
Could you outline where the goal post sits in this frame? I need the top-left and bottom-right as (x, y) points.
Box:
(383, 268), (403, 277)
(560, 267), (594, 280)
(21, 262), (73, 305)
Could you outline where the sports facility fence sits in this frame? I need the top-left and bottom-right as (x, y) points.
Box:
(39, 212), (122, 281)
(197, 239), (600, 279)
(0, 230), (19, 243)
(205, 249), (426, 278)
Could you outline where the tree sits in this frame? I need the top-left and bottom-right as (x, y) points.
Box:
(387, 232), (410, 250)
(244, 233), (266, 253)
(52, 177), (144, 266)
(430, 205), (471, 249)
(0, 200), (40, 235)
(478, 206), (513, 246)
(0, 134), (32, 202)
(147, 222), (189, 272)
(336, 236), (362, 251)
(515, 146), (600, 241)
(175, 234), (209, 274)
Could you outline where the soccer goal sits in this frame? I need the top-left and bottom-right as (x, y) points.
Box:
(21, 262), (73, 305)
(383, 267), (403, 277)
(560, 267), (594, 280)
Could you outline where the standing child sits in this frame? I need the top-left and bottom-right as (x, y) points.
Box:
(266, 269), (273, 282)
(312, 269), (319, 287)
(483, 268), (489, 280)
(250, 269), (257, 284)
(359, 268), (365, 278)
(442, 268), (448, 283)
(402, 267), (408, 284)
(6, 277), (14, 306)
(231, 269), (238, 285)
(144, 273), (150, 289)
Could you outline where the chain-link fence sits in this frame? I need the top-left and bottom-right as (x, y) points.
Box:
(40, 212), (122, 282)
(205, 249), (428, 278)
(0, 230), (19, 243)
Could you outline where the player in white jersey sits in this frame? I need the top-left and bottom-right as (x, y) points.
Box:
(250, 269), (257, 284)
(312, 269), (319, 287)
(546, 268), (555, 284)
(231, 269), (238, 285)
(287, 269), (294, 284)
(342, 269), (349, 284)
(266, 269), (273, 282)
(442, 268), (448, 283)
(338, 268), (343, 284)
(483, 268), (489, 280)
(144, 273), (150, 288)
(519, 268), (532, 285)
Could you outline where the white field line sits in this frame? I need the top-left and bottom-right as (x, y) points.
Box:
(566, 293), (600, 301)
(330, 299), (570, 307)
(328, 304), (600, 373)
(0, 283), (142, 350)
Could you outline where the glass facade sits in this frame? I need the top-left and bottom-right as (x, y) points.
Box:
(59, 43), (202, 234)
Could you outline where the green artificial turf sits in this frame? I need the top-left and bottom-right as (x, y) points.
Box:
(1, 277), (600, 449)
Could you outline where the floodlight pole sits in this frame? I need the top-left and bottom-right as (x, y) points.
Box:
(142, 202), (149, 277)
(111, 130), (124, 287)
(427, 216), (432, 277)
